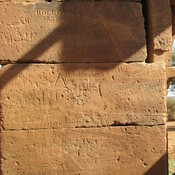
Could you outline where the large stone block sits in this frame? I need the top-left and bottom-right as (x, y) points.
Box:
(1, 126), (167, 175)
(0, 62), (166, 130)
(167, 122), (175, 174)
(0, 1), (147, 63)
(150, 0), (172, 66)
(151, 0), (172, 52)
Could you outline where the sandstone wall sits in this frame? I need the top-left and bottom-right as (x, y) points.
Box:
(0, 0), (172, 174)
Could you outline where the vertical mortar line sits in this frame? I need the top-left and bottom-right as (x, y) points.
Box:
(141, 0), (154, 63)
(167, 126), (169, 175)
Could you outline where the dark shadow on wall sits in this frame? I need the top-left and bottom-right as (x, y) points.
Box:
(0, 1), (172, 174)
(144, 154), (168, 175)
(0, 0), (171, 88)
(0, 1), (148, 90)
(172, 5), (175, 37)
(0, 1), (171, 88)
(0, 2), (149, 174)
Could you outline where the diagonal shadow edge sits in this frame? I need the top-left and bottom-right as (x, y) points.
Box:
(144, 154), (168, 175)
(0, 1), (172, 175)
(0, 26), (62, 90)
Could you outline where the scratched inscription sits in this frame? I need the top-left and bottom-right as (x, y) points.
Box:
(34, 9), (61, 23)
(62, 71), (105, 78)
(37, 70), (105, 109)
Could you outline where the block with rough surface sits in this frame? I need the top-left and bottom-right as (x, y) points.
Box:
(0, 1), (147, 63)
(1, 126), (167, 175)
(0, 62), (166, 130)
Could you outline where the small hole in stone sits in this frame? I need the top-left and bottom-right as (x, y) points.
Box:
(143, 163), (148, 166)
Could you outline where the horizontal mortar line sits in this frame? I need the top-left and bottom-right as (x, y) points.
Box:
(1, 61), (145, 65)
(0, 1), (142, 4)
(1, 127), (51, 132)
(1, 124), (166, 132)
(74, 123), (166, 129)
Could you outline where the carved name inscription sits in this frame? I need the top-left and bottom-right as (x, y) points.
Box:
(0, 63), (166, 130)
(0, 2), (147, 62)
(34, 9), (61, 23)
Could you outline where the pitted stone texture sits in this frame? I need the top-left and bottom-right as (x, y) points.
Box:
(151, 0), (172, 66)
(154, 50), (172, 67)
(152, 0), (172, 52)
(1, 126), (167, 175)
(0, 2), (146, 63)
(168, 122), (175, 160)
(148, 0), (173, 67)
(0, 63), (166, 130)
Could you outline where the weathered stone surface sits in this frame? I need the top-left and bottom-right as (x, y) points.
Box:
(1, 126), (167, 175)
(147, 0), (172, 66)
(151, 0), (172, 52)
(150, 0), (172, 66)
(166, 66), (175, 81)
(0, 1), (169, 175)
(0, 2), (147, 63)
(154, 50), (172, 67)
(0, 62), (166, 130)
(168, 122), (175, 160)
(167, 122), (175, 174)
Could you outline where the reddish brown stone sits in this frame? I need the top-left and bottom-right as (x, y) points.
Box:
(151, 0), (172, 66)
(152, 0), (172, 51)
(154, 50), (172, 66)
(1, 126), (167, 175)
(0, 1), (146, 63)
(0, 62), (166, 130)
